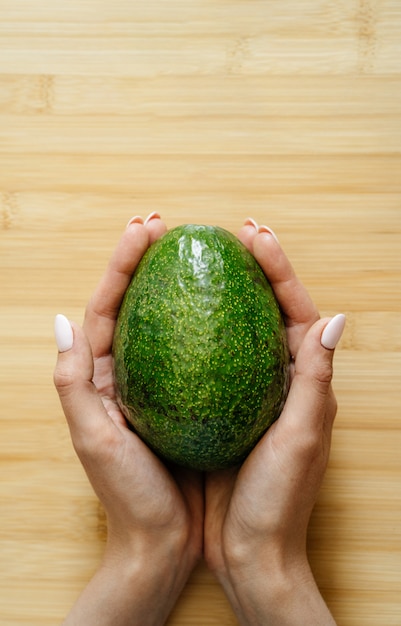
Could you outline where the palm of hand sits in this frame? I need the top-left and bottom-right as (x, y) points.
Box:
(204, 225), (335, 573)
(76, 222), (203, 547)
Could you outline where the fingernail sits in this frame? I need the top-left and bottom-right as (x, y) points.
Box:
(258, 225), (279, 243)
(126, 216), (144, 228)
(144, 211), (161, 225)
(54, 314), (74, 352)
(321, 314), (346, 350)
(244, 217), (259, 230)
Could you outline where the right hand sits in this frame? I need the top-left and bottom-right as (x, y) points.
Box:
(204, 221), (343, 625)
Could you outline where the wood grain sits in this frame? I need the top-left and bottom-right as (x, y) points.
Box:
(1, 1), (401, 624)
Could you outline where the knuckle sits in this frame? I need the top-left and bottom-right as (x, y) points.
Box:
(310, 359), (334, 395)
(292, 424), (321, 456)
(74, 422), (121, 464)
(53, 363), (76, 394)
(292, 427), (328, 471)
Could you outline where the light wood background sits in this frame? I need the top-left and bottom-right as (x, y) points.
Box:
(1, 1), (400, 624)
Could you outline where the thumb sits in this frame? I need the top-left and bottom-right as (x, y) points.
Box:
(280, 314), (346, 436)
(53, 314), (112, 454)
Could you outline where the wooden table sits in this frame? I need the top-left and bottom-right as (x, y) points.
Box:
(1, 2), (400, 624)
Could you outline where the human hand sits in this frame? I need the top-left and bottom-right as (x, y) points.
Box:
(53, 214), (203, 626)
(204, 220), (344, 625)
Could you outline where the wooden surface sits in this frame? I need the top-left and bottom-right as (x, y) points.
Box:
(1, 1), (401, 624)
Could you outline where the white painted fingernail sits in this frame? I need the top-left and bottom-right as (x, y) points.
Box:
(244, 217), (259, 230)
(126, 216), (144, 228)
(321, 314), (346, 350)
(144, 211), (161, 225)
(54, 314), (74, 352)
(258, 224), (279, 243)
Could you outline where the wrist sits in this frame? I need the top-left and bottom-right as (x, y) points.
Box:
(104, 525), (198, 605)
(219, 541), (335, 626)
(62, 526), (198, 626)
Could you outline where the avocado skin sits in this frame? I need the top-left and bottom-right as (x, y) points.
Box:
(113, 224), (290, 471)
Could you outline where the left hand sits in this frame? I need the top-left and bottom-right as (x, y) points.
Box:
(54, 214), (203, 625)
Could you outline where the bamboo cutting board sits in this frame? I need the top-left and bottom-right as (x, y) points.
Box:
(1, 1), (401, 624)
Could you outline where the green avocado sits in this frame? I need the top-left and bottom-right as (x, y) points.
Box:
(112, 224), (290, 471)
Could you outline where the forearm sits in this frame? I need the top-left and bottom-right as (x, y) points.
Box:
(62, 539), (194, 626)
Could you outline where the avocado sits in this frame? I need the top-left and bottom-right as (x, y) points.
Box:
(112, 224), (290, 471)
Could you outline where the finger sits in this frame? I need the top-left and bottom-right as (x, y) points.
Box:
(144, 212), (168, 243)
(252, 231), (318, 328)
(84, 214), (166, 359)
(279, 314), (346, 442)
(252, 231), (319, 356)
(237, 218), (259, 253)
(84, 217), (168, 358)
(84, 222), (150, 356)
(54, 315), (115, 455)
(238, 219), (319, 354)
